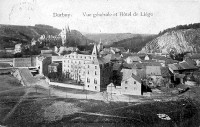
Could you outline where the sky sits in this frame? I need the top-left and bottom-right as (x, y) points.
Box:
(0, 0), (199, 34)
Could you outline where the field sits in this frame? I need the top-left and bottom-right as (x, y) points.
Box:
(2, 92), (200, 127)
(0, 75), (26, 125)
(0, 75), (200, 127)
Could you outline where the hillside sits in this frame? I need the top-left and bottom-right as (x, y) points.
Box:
(0, 24), (94, 49)
(67, 30), (94, 46)
(0, 24), (61, 48)
(84, 33), (141, 45)
(110, 34), (156, 52)
(140, 28), (200, 54)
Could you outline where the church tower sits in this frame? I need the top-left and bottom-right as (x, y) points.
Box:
(92, 43), (99, 56)
(60, 24), (70, 46)
(97, 38), (103, 52)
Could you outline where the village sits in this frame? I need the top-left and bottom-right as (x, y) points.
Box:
(0, 25), (200, 102)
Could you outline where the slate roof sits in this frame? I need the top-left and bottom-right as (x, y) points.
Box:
(168, 61), (197, 71)
(123, 62), (138, 69)
(179, 61), (197, 70)
(152, 55), (167, 60)
(121, 73), (141, 83)
(168, 63), (182, 71)
(126, 56), (141, 61)
(103, 54), (122, 61)
(131, 74), (141, 83)
(161, 67), (170, 77)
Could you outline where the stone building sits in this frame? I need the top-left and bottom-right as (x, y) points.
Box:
(36, 55), (52, 76)
(62, 44), (113, 92)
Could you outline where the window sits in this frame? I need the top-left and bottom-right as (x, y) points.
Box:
(125, 87), (127, 89)
(134, 81), (136, 84)
(88, 65), (90, 68)
(88, 85), (89, 87)
(87, 78), (90, 83)
(95, 71), (97, 75)
(94, 79), (97, 84)
(125, 81), (128, 84)
(95, 86), (97, 90)
(95, 66), (97, 69)
(88, 71), (89, 74)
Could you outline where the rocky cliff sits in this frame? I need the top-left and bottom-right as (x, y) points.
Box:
(140, 28), (200, 54)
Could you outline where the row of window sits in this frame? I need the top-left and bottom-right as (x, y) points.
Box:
(65, 55), (95, 60)
(87, 71), (98, 75)
(124, 87), (137, 90)
(87, 78), (98, 84)
(64, 60), (84, 64)
(125, 81), (137, 84)
(87, 85), (97, 90)
(88, 65), (98, 69)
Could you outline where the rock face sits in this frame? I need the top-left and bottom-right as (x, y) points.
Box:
(140, 28), (200, 54)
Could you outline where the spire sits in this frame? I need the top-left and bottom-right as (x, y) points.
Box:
(97, 38), (103, 52)
(92, 43), (98, 56)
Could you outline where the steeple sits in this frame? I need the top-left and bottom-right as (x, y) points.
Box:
(92, 43), (99, 56)
(97, 38), (103, 52)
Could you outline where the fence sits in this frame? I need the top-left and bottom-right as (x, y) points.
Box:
(49, 82), (84, 90)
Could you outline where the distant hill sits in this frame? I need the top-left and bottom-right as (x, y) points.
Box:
(0, 24), (94, 49)
(140, 28), (200, 54)
(110, 34), (157, 52)
(158, 23), (200, 36)
(84, 33), (141, 45)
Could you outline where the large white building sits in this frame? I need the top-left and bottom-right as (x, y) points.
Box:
(62, 44), (113, 92)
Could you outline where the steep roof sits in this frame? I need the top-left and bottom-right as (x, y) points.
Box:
(121, 72), (141, 83)
(131, 74), (141, 83)
(168, 63), (182, 71)
(168, 61), (197, 71)
(91, 57), (110, 65)
(161, 67), (170, 77)
(179, 61), (197, 70)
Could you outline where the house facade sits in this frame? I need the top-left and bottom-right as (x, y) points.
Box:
(62, 44), (113, 92)
(107, 74), (142, 95)
(121, 74), (142, 95)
